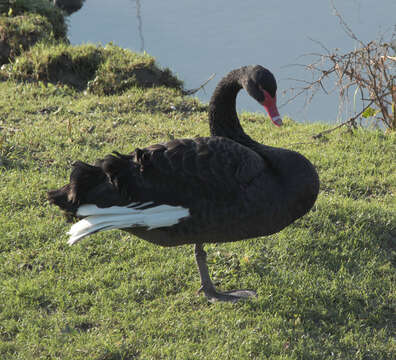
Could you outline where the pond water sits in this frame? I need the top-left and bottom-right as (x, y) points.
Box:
(68, 0), (396, 124)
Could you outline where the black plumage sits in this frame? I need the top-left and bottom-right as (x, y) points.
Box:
(48, 65), (319, 302)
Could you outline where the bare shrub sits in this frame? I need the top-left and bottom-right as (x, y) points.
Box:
(285, 2), (396, 133)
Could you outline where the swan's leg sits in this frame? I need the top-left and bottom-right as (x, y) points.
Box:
(195, 243), (257, 303)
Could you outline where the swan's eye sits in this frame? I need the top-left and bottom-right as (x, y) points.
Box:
(245, 79), (265, 103)
(258, 84), (276, 99)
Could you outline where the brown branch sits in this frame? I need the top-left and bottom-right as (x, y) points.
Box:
(331, 0), (365, 47)
(182, 73), (216, 95)
(312, 101), (374, 139)
(366, 55), (390, 121)
(308, 37), (332, 56)
(283, 25), (395, 130)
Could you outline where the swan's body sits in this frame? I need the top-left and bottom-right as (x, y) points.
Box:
(48, 65), (319, 302)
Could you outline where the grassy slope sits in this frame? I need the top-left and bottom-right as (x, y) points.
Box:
(0, 80), (395, 359)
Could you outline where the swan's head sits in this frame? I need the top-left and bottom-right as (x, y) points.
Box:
(243, 65), (282, 127)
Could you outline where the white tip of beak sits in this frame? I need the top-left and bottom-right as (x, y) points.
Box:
(271, 116), (283, 127)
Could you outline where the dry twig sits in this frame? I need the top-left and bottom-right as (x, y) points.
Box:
(183, 73), (216, 96)
(284, 3), (396, 131)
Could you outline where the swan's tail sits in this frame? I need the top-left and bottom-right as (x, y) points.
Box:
(48, 153), (141, 215)
(67, 202), (189, 245)
(48, 156), (190, 244)
(47, 161), (111, 215)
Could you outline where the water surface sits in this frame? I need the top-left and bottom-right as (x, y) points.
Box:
(68, 0), (396, 124)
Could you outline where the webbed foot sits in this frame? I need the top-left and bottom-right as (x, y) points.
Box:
(195, 243), (257, 303)
(198, 286), (257, 303)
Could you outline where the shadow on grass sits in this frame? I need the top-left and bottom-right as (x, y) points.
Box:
(241, 198), (395, 348)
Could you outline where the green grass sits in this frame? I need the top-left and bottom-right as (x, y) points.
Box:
(0, 13), (56, 65)
(1, 42), (182, 94)
(0, 0), (67, 40)
(0, 77), (395, 359)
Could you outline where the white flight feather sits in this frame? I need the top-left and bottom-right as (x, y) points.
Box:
(67, 202), (190, 245)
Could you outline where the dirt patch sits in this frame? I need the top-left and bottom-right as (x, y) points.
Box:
(0, 14), (54, 65)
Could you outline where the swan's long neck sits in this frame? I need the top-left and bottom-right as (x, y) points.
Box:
(208, 68), (254, 147)
(209, 67), (320, 220)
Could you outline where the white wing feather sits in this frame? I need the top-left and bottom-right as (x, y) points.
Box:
(67, 203), (190, 245)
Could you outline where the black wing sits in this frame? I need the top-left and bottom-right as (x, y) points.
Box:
(100, 136), (267, 208)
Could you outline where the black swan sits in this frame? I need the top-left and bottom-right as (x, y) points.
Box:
(48, 65), (319, 302)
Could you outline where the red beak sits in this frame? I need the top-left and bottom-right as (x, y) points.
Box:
(261, 90), (282, 126)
